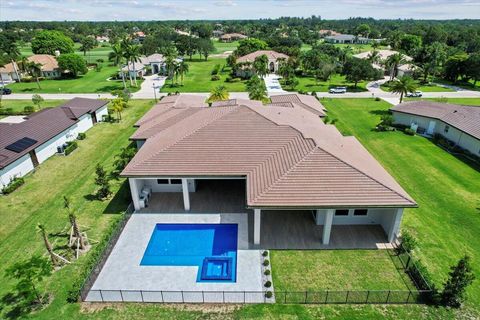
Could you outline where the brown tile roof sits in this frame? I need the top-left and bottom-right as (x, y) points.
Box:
(391, 101), (480, 140)
(220, 33), (247, 40)
(269, 94), (326, 116)
(122, 94), (415, 208)
(0, 61), (18, 73)
(27, 54), (59, 72)
(0, 98), (108, 169)
(236, 50), (289, 63)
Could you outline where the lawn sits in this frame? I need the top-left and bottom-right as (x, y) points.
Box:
(18, 42), (112, 64)
(286, 74), (368, 92)
(381, 81), (454, 93)
(271, 250), (412, 291)
(0, 100), (65, 119)
(6, 63), (141, 94)
(160, 58), (246, 93)
(321, 98), (480, 316)
(404, 97), (480, 106)
(213, 40), (239, 53)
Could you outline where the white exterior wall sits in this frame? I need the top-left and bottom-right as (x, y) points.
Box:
(393, 112), (480, 155)
(76, 114), (93, 134)
(35, 127), (76, 164)
(142, 178), (196, 193)
(0, 154), (35, 188)
(95, 106), (109, 122)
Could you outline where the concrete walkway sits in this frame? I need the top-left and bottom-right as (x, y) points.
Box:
(264, 74), (286, 94)
(132, 75), (166, 99)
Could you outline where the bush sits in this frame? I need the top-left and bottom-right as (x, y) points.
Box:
(211, 64), (221, 75)
(2, 177), (25, 194)
(64, 141), (78, 156)
(96, 58), (104, 63)
(263, 259), (270, 267)
(262, 251), (268, 257)
(77, 132), (86, 140)
(211, 75), (220, 81)
(264, 280), (272, 288)
(24, 106), (36, 113)
(407, 259), (437, 295)
(375, 97), (381, 101)
(264, 269), (271, 276)
(4, 108), (14, 115)
(396, 230), (418, 254)
(265, 291), (273, 298)
(404, 128), (416, 136)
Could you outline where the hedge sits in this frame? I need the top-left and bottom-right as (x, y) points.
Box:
(64, 141), (78, 156)
(2, 177), (25, 195)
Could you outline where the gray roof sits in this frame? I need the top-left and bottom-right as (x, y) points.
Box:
(0, 98), (108, 169)
(325, 34), (368, 41)
(391, 101), (480, 140)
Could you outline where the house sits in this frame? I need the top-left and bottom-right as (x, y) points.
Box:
(27, 54), (61, 78)
(121, 62), (146, 79)
(391, 101), (480, 156)
(324, 34), (370, 44)
(319, 29), (341, 37)
(121, 94), (416, 247)
(353, 50), (415, 77)
(0, 61), (20, 83)
(219, 33), (248, 42)
(96, 35), (110, 43)
(132, 31), (145, 43)
(139, 54), (166, 74)
(213, 30), (224, 38)
(235, 50), (289, 76)
(0, 98), (109, 189)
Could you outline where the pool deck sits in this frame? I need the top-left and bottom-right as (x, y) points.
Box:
(86, 212), (264, 303)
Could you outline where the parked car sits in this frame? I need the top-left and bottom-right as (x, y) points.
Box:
(0, 87), (12, 95)
(329, 87), (347, 94)
(406, 90), (423, 97)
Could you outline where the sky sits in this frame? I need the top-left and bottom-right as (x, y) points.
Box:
(1, 0), (479, 21)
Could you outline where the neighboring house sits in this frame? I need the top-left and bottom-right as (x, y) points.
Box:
(27, 54), (61, 78)
(396, 63), (418, 78)
(132, 31), (145, 44)
(235, 50), (289, 76)
(213, 30), (224, 38)
(219, 33), (248, 42)
(353, 50), (415, 77)
(121, 94), (416, 246)
(391, 101), (480, 156)
(0, 61), (20, 83)
(139, 54), (166, 74)
(324, 34), (370, 44)
(121, 62), (146, 79)
(96, 35), (110, 43)
(0, 98), (109, 189)
(319, 29), (341, 37)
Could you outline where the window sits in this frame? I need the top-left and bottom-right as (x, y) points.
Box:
(444, 125), (450, 133)
(157, 179), (182, 185)
(335, 209), (349, 216)
(157, 179), (169, 184)
(170, 179), (182, 184)
(354, 209), (368, 216)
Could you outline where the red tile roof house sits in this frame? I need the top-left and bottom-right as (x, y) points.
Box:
(0, 98), (109, 190)
(121, 94), (416, 248)
(235, 50), (289, 77)
(391, 101), (480, 156)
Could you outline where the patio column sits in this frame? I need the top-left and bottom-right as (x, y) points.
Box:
(129, 178), (141, 211)
(182, 178), (190, 211)
(322, 209), (334, 245)
(388, 208), (404, 242)
(254, 209), (261, 245)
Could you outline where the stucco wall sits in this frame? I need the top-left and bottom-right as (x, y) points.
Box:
(76, 114), (93, 133)
(95, 106), (109, 122)
(0, 154), (35, 188)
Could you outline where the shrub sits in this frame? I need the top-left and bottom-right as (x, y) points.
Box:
(95, 64), (103, 72)
(311, 91), (318, 98)
(265, 291), (273, 298)
(211, 64), (221, 75)
(404, 128), (416, 136)
(4, 108), (14, 115)
(2, 177), (25, 194)
(397, 230), (418, 254)
(263, 259), (270, 267)
(96, 58), (104, 63)
(375, 97), (381, 101)
(407, 259), (436, 292)
(64, 141), (78, 156)
(298, 89), (308, 94)
(262, 251), (268, 257)
(77, 132), (86, 140)
(24, 106), (36, 113)
(264, 269), (271, 276)
(441, 255), (475, 308)
(264, 281), (272, 288)
(211, 75), (220, 81)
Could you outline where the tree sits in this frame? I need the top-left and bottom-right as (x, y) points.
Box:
(26, 61), (43, 89)
(342, 57), (378, 88)
(385, 53), (406, 80)
(112, 147), (136, 177)
(6, 255), (52, 306)
(315, 63), (336, 82)
(253, 54), (269, 78)
(197, 38), (215, 61)
(110, 98), (126, 121)
(466, 53), (480, 86)
(191, 23), (213, 39)
(79, 36), (97, 57)
(36, 224), (59, 266)
(246, 75), (268, 102)
(389, 76), (418, 103)
(63, 196), (86, 253)
(57, 54), (88, 77)
(123, 43), (142, 87)
(441, 255), (475, 307)
(31, 30), (75, 55)
(399, 34), (422, 57)
(177, 61), (189, 86)
(235, 38), (268, 57)
(356, 24), (371, 38)
(94, 164), (111, 200)
(31, 94), (44, 110)
(109, 43), (124, 66)
(207, 85), (229, 103)
(443, 53), (468, 83)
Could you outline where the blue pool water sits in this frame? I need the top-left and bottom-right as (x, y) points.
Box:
(140, 224), (238, 282)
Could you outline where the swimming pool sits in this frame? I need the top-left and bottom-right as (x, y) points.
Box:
(140, 224), (238, 282)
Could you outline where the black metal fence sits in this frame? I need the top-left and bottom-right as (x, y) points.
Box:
(85, 289), (432, 304)
(79, 203), (134, 301)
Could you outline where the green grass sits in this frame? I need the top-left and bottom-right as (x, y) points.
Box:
(0, 100), (65, 118)
(271, 250), (411, 291)
(213, 40), (239, 54)
(381, 81), (454, 93)
(18, 43), (112, 64)
(321, 98), (480, 316)
(404, 97), (480, 106)
(287, 74), (368, 92)
(6, 63), (141, 94)
(435, 78), (480, 92)
(160, 58), (246, 93)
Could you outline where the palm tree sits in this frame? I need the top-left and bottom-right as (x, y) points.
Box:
(389, 76), (417, 103)
(27, 61), (43, 89)
(111, 98), (125, 121)
(253, 54), (269, 78)
(385, 53), (406, 80)
(37, 224), (59, 266)
(165, 55), (177, 86)
(367, 50), (380, 64)
(177, 61), (189, 86)
(246, 75), (268, 102)
(127, 44), (142, 87)
(207, 85), (229, 103)
(121, 40), (134, 86)
(109, 43), (124, 66)
(63, 196), (85, 251)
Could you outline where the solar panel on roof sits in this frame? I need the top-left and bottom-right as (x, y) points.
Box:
(5, 137), (38, 153)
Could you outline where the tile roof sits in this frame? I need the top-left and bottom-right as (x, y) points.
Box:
(236, 50), (289, 63)
(391, 101), (480, 140)
(0, 98), (108, 169)
(0, 61), (18, 73)
(27, 54), (59, 72)
(269, 94), (326, 116)
(122, 94), (415, 208)
(353, 50), (413, 61)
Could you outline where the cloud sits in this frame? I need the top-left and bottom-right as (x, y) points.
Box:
(214, 0), (237, 6)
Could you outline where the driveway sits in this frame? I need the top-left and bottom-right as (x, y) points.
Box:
(264, 74), (286, 94)
(132, 75), (166, 99)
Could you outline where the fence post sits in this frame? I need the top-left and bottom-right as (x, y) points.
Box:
(99, 290), (104, 302)
(386, 290), (391, 304)
(345, 290), (349, 303)
(181, 291), (184, 303)
(140, 290), (144, 302)
(120, 290), (124, 302)
(202, 291), (205, 303)
(160, 290), (164, 303)
(325, 290), (329, 304)
(365, 290), (370, 304)
(305, 291), (308, 304)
